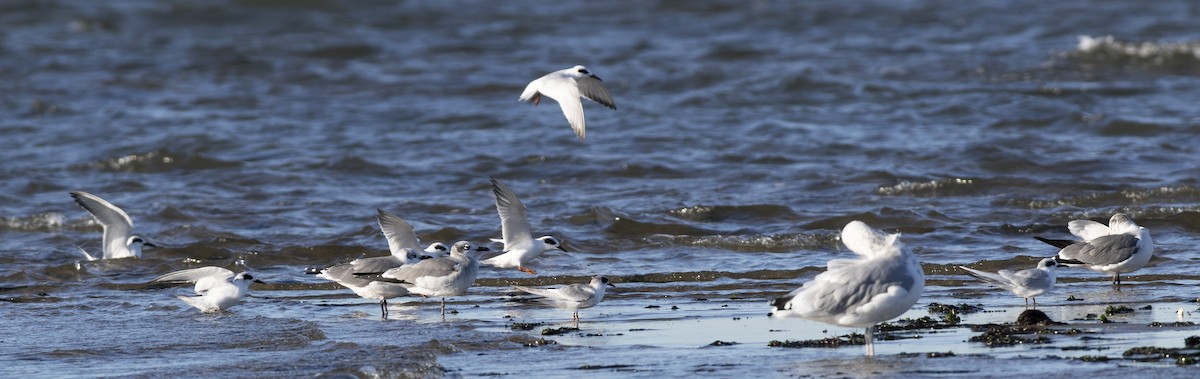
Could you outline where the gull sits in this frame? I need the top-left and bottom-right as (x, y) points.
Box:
(481, 178), (567, 275)
(69, 191), (157, 260)
(770, 221), (925, 356)
(1034, 213), (1153, 286)
(959, 258), (1057, 308)
(153, 266), (261, 313)
(519, 65), (617, 142)
(513, 276), (615, 322)
(318, 264), (409, 320)
(363, 241), (482, 317)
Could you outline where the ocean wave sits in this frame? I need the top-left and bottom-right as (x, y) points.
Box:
(1066, 35), (1200, 75)
(1, 212), (66, 232)
(656, 233), (835, 253)
(1001, 185), (1200, 210)
(668, 204), (799, 223)
(77, 149), (241, 173)
(876, 178), (978, 197)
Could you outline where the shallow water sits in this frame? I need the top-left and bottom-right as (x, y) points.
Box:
(3, 0), (1200, 377)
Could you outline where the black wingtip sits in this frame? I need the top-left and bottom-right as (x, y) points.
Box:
(1034, 236), (1075, 249)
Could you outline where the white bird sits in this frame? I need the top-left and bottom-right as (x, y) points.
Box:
(1035, 213), (1153, 286)
(153, 266), (260, 313)
(770, 221), (925, 356)
(337, 209), (452, 274)
(369, 241), (483, 317)
(513, 276), (615, 322)
(70, 191), (157, 260)
(318, 264), (409, 320)
(519, 65), (617, 142)
(481, 178), (567, 275)
(959, 258), (1058, 307)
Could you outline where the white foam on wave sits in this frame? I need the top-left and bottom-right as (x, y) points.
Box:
(1077, 35), (1200, 60)
(2, 212), (66, 231)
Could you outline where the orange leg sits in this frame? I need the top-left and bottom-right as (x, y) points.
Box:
(518, 266), (538, 275)
(533, 93), (541, 106)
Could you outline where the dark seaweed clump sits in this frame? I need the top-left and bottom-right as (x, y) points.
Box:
(510, 322), (544, 331)
(968, 325), (1051, 347)
(879, 316), (953, 331)
(542, 327), (580, 336)
(1148, 321), (1195, 327)
(1104, 305), (1135, 315)
(769, 333), (865, 348)
(1122, 346), (1200, 365)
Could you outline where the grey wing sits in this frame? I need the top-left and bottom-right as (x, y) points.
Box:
(1058, 234), (1139, 265)
(491, 178), (534, 248)
(377, 209), (422, 254)
(348, 255), (404, 274)
(810, 258), (917, 316)
(71, 191), (134, 257)
(577, 76), (616, 110)
(1002, 268), (1050, 289)
(320, 265), (374, 288)
(383, 257), (459, 282)
(153, 266), (234, 283)
(550, 283), (597, 302)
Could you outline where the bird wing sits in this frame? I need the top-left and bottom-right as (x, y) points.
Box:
(999, 267), (1051, 289)
(959, 266), (1015, 291)
(153, 266), (235, 295)
(1068, 219), (1111, 241)
(554, 83), (588, 142)
(1034, 236), (1076, 249)
(382, 257), (459, 283)
(1057, 234), (1140, 265)
(153, 266), (234, 283)
(319, 264), (375, 288)
(515, 283), (595, 303)
(491, 178), (534, 250)
(792, 255), (920, 321)
(377, 209), (422, 254)
(71, 191), (134, 259)
(577, 75), (616, 110)
(346, 255), (405, 275)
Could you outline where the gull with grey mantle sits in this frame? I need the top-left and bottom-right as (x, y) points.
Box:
(1034, 213), (1153, 286)
(362, 241), (483, 317)
(771, 221), (925, 356)
(959, 258), (1058, 307)
(70, 191), (158, 260)
(519, 65), (616, 142)
(513, 276), (615, 322)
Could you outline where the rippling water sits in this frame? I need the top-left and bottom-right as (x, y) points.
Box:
(3, 0), (1200, 377)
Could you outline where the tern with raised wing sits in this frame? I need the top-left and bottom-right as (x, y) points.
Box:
(69, 191), (157, 260)
(481, 178), (567, 275)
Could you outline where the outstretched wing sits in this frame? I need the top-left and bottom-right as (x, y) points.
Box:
(377, 209), (422, 254)
(71, 191), (134, 259)
(492, 178), (534, 250)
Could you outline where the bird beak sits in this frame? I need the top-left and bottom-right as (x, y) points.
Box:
(558, 245), (570, 253)
(144, 242), (159, 248)
(592, 75), (603, 81)
(607, 283), (616, 288)
(253, 279), (266, 284)
(420, 255), (433, 260)
(475, 246), (491, 252)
